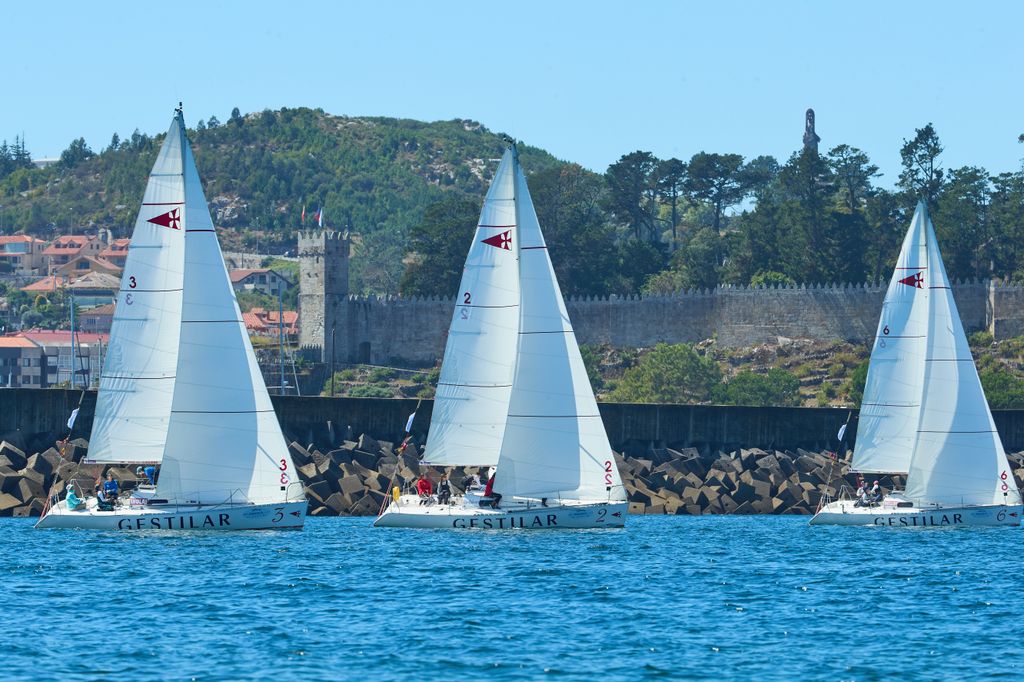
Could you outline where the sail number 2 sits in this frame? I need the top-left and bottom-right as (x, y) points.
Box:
(604, 460), (614, 486)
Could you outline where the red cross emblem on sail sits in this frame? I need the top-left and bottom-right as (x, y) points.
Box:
(147, 207), (181, 230)
(482, 229), (512, 250)
(898, 271), (924, 288)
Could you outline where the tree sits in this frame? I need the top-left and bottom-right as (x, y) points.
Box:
(712, 368), (801, 406)
(988, 172), (1024, 279)
(934, 166), (991, 280)
(749, 270), (794, 287)
(527, 164), (619, 296)
(604, 151), (658, 241)
(777, 149), (838, 281)
(229, 107), (243, 125)
(684, 152), (745, 231)
(739, 155), (780, 204)
(864, 190), (907, 283)
(898, 123), (944, 207)
(105, 133), (121, 153)
(207, 115), (221, 129)
(59, 138), (95, 169)
(608, 343), (721, 404)
(826, 144), (880, 212)
(399, 196), (480, 296)
(654, 158), (687, 245)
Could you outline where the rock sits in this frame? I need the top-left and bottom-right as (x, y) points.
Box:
(684, 504), (703, 516)
(627, 502), (645, 515)
(0, 442), (28, 470)
(0, 492), (20, 515)
(17, 477), (44, 502)
(350, 449), (379, 470)
(24, 452), (57, 478)
(289, 442), (314, 466)
(733, 501), (756, 515)
(323, 493), (348, 515)
(297, 463), (318, 482)
(338, 475), (365, 497)
(356, 433), (380, 454)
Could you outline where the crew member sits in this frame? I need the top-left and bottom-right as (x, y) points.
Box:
(436, 474), (452, 505)
(416, 473), (433, 505)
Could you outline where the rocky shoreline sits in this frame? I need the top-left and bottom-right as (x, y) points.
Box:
(2, 434), (1023, 518)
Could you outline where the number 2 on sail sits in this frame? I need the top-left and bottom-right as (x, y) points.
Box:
(604, 460), (613, 486)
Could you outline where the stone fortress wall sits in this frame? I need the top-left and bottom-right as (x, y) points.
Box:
(296, 231), (1024, 367)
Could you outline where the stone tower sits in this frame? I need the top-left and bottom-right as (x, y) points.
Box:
(803, 108), (821, 155)
(298, 231), (349, 363)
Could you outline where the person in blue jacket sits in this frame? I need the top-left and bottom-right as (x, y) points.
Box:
(103, 471), (120, 504)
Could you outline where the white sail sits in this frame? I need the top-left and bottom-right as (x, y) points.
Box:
(86, 119), (187, 463)
(155, 114), (299, 505)
(906, 211), (1022, 507)
(422, 150), (520, 466)
(494, 151), (625, 502)
(851, 204), (930, 474)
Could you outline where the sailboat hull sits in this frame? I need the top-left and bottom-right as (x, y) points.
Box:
(809, 500), (1022, 527)
(374, 496), (627, 529)
(35, 498), (306, 530)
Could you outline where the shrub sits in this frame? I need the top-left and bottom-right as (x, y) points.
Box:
(969, 330), (994, 347)
(346, 384), (394, 398)
(608, 343), (721, 404)
(712, 368), (801, 407)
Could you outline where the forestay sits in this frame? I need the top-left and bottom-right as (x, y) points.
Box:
(87, 119), (187, 464)
(495, 150), (625, 502)
(852, 203), (930, 474)
(422, 150), (520, 467)
(906, 210), (1022, 507)
(156, 114), (298, 505)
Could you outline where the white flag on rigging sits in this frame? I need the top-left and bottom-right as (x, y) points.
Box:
(67, 407), (80, 430)
(405, 412), (416, 433)
(837, 423), (847, 441)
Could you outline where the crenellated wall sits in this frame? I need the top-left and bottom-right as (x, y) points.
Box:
(295, 228), (1024, 366)
(300, 279), (1024, 366)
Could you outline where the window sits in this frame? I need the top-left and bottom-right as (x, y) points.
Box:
(22, 358), (30, 367)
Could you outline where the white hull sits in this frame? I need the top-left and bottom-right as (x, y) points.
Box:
(35, 497), (306, 530)
(374, 494), (626, 529)
(810, 500), (1022, 527)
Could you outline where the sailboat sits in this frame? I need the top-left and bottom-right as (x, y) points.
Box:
(37, 106), (306, 530)
(375, 143), (627, 529)
(811, 201), (1023, 527)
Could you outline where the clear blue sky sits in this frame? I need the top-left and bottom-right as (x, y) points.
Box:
(4, 1), (1022, 185)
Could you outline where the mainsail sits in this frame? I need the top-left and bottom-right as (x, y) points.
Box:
(851, 205), (930, 474)
(153, 112), (299, 505)
(907, 209), (1022, 507)
(854, 201), (1021, 507)
(87, 118), (187, 463)
(422, 150), (520, 467)
(496, 151), (626, 501)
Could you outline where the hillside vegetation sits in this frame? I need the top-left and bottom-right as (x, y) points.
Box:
(4, 111), (1024, 298)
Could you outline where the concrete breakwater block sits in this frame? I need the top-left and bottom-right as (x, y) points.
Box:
(3, 432), (1024, 519)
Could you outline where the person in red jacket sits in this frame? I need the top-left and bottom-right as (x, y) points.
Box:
(484, 472), (502, 509)
(416, 473), (433, 505)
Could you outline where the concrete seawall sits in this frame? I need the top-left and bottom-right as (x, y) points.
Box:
(7, 389), (1024, 455)
(3, 389), (1024, 518)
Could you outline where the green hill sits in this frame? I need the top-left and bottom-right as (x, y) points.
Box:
(0, 107), (566, 292)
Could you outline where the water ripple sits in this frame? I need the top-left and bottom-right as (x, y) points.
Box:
(2, 516), (1023, 680)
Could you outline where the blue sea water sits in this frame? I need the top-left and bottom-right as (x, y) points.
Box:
(2, 516), (1021, 681)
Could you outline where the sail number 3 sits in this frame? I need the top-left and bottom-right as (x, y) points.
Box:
(279, 458), (290, 486)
